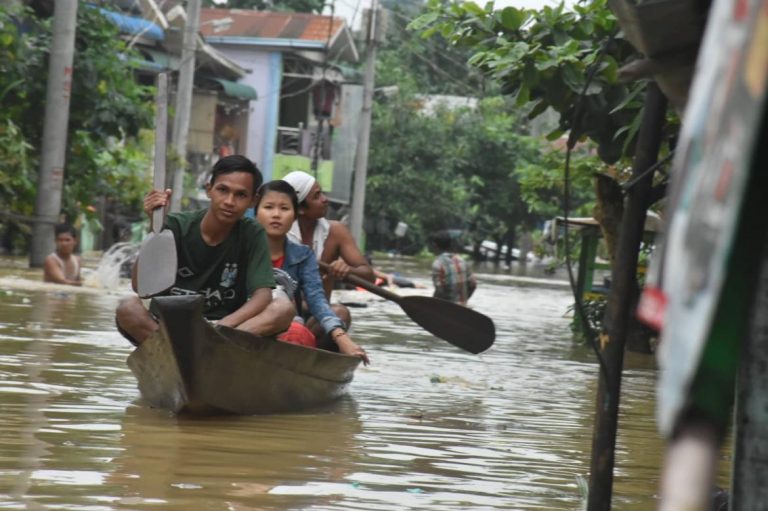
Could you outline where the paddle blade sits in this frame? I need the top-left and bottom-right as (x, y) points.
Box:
(137, 230), (177, 298)
(399, 296), (495, 354)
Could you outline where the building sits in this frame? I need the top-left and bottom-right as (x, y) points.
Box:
(199, 8), (362, 204)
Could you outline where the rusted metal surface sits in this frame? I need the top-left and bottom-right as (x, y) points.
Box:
(199, 9), (346, 41)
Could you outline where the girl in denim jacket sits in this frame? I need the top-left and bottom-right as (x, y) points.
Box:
(254, 180), (369, 365)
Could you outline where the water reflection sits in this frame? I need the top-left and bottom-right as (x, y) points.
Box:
(0, 258), (730, 510)
(110, 400), (363, 510)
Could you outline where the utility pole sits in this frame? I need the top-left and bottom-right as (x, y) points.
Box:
(349, 0), (382, 245)
(169, 0), (201, 212)
(29, 0), (78, 267)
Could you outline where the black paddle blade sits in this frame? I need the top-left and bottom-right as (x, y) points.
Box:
(399, 295), (495, 354)
(136, 230), (177, 298)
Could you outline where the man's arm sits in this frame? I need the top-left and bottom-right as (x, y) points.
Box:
(218, 287), (272, 328)
(234, 288), (296, 337)
(322, 221), (374, 282)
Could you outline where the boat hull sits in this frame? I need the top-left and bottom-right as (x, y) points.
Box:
(127, 295), (361, 415)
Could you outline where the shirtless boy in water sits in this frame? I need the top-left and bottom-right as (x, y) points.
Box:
(43, 223), (82, 286)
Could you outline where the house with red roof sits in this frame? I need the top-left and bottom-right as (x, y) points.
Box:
(199, 8), (362, 203)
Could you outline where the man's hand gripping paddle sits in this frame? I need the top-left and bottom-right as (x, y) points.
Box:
(137, 73), (177, 298)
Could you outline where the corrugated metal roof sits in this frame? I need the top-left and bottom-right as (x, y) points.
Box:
(199, 9), (345, 42)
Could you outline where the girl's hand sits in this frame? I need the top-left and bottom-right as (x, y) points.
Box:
(332, 329), (369, 366)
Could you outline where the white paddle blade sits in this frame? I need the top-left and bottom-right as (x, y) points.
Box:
(136, 230), (177, 298)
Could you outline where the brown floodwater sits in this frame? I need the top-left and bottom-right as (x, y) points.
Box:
(0, 255), (730, 510)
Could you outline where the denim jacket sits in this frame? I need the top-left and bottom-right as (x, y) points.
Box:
(282, 240), (344, 334)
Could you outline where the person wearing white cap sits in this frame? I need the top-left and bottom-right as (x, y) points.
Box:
(281, 170), (374, 340)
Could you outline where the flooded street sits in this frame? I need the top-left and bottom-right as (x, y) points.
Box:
(0, 257), (728, 510)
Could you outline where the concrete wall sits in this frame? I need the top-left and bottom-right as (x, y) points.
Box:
(188, 91), (217, 154)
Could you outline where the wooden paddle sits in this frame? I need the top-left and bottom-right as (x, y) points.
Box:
(137, 73), (177, 298)
(320, 263), (495, 354)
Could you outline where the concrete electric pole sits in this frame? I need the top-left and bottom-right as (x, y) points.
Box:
(29, 0), (78, 267)
(349, 1), (382, 246)
(169, 0), (201, 212)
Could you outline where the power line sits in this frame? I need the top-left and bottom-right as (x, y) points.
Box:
(333, 0), (479, 95)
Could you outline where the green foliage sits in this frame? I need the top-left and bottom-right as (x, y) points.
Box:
(448, 97), (541, 248)
(0, 119), (36, 218)
(0, 6), (47, 225)
(201, 0), (325, 12)
(0, 5), (154, 242)
(365, 90), (473, 252)
(72, 8), (154, 140)
(515, 141), (598, 220)
(377, 1), (485, 96)
(365, 2), (583, 256)
(411, 0), (648, 163)
(365, 89), (550, 254)
(0, 6), (50, 151)
(569, 295), (607, 342)
(67, 129), (154, 214)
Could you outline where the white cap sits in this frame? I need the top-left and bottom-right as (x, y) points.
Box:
(281, 171), (316, 202)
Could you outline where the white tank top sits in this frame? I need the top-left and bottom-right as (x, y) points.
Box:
(287, 218), (330, 261)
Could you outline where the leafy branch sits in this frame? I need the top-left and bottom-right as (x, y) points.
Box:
(411, 0), (650, 163)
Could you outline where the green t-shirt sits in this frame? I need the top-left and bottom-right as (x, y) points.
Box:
(164, 209), (275, 319)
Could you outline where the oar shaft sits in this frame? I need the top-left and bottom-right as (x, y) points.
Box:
(152, 72), (168, 233)
(318, 262), (402, 303)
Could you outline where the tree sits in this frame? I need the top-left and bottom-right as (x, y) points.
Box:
(450, 97), (542, 263)
(377, 0), (485, 96)
(365, 88), (472, 253)
(0, 5), (154, 251)
(365, 86), (548, 258)
(411, 0), (663, 164)
(362, 2), (574, 258)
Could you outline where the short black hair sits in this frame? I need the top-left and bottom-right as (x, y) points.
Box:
(210, 155), (262, 193)
(431, 231), (453, 252)
(54, 223), (77, 238)
(255, 180), (300, 215)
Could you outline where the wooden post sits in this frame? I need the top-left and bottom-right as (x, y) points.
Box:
(587, 83), (667, 511)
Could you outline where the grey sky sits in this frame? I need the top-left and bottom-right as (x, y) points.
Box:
(330, 0), (567, 29)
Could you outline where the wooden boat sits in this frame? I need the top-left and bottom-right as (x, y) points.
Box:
(126, 295), (361, 415)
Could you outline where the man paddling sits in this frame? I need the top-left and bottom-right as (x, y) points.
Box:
(116, 155), (295, 346)
(281, 171), (374, 337)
